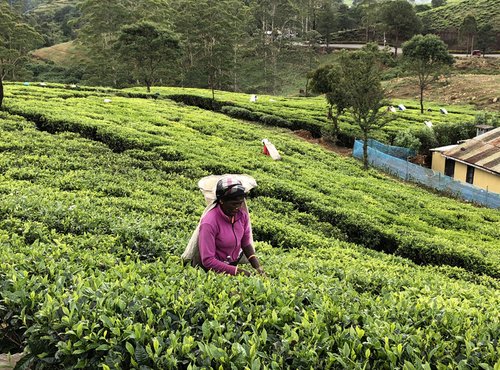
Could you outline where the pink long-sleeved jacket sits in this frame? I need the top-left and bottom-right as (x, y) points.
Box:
(199, 204), (251, 275)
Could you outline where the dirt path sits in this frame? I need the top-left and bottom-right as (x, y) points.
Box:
(293, 129), (353, 156)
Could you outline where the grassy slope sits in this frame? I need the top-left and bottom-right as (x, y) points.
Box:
(31, 41), (82, 66)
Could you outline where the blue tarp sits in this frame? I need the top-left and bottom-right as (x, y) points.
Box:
(353, 139), (500, 209)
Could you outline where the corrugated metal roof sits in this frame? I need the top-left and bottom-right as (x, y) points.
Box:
(443, 127), (500, 175)
(430, 144), (458, 152)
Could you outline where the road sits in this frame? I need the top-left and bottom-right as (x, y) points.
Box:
(307, 43), (500, 58)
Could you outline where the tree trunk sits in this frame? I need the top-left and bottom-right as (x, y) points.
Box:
(362, 130), (369, 170)
(332, 114), (339, 146)
(0, 78), (3, 109)
(394, 32), (399, 57)
(420, 84), (424, 114)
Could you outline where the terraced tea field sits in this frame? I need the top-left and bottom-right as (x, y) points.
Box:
(1, 84), (499, 369)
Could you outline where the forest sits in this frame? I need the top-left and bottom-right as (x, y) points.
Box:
(1, 0), (499, 94)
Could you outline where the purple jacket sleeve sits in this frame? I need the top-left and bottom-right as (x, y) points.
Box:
(199, 223), (238, 276)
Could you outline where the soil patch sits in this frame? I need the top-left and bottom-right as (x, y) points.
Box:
(384, 73), (500, 110)
(294, 130), (352, 156)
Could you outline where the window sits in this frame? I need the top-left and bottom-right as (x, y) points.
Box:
(466, 165), (475, 184)
(444, 158), (455, 177)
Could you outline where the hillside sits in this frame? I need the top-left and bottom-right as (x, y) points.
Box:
(384, 74), (500, 110)
(31, 41), (82, 66)
(0, 83), (499, 368)
(420, 0), (500, 31)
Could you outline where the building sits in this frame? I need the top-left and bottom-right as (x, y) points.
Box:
(430, 127), (500, 194)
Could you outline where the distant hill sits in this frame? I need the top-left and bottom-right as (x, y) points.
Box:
(420, 0), (500, 32)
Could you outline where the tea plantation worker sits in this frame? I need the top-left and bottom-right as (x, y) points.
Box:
(198, 177), (265, 276)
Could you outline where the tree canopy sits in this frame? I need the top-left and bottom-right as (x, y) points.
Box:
(379, 0), (422, 56)
(114, 22), (180, 92)
(402, 34), (454, 114)
(310, 46), (391, 168)
(343, 47), (391, 169)
(308, 61), (350, 145)
(460, 14), (478, 55)
(0, 1), (44, 107)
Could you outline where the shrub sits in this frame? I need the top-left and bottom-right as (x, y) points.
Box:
(394, 129), (421, 152)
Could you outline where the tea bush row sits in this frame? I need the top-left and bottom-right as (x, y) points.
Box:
(3, 86), (499, 278)
(1, 109), (499, 368)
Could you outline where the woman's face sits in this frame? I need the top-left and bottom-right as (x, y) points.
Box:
(220, 196), (245, 217)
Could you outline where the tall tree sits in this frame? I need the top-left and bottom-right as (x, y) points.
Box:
(353, 0), (380, 43)
(460, 14), (478, 55)
(316, 0), (338, 49)
(76, 0), (172, 87)
(340, 47), (391, 169)
(402, 34), (454, 114)
(172, 0), (247, 96)
(249, 0), (299, 93)
(477, 24), (496, 57)
(308, 61), (350, 145)
(379, 0), (421, 57)
(114, 22), (180, 92)
(304, 29), (321, 95)
(0, 2), (43, 108)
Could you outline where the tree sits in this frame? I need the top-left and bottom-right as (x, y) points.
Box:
(316, 0), (338, 49)
(402, 34), (453, 114)
(172, 0), (248, 97)
(308, 62), (350, 145)
(114, 22), (180, 92)
(340, 48), (392, 169)
(248, 0), (299, 93)
(76, 0), (172, 87)
(431, 0), (446, 8)
(460, 14), (477, 55)
(354, 0), (380, 43)
(477, 24), (496, 57)
(379, 0), (421, 57)
(0, 2), (44, 108)
(304, 29), (321, 96)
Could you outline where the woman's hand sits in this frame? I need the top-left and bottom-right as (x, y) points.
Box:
(237, 268), (252, 277)
(256, 267), (266, 277)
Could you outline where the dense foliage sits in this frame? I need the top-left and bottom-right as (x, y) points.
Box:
(1, 84), (499, 368)
(7, 0), (498, 94)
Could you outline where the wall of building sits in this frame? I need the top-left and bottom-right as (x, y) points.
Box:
(454, 162), (467, 182)
(431, 152), (500, 194)
(431, 152), (445, 173)
(474, 170), (500, 194)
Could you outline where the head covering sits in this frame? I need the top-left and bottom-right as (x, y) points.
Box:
(216, 177), (247, 201)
